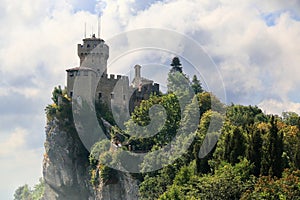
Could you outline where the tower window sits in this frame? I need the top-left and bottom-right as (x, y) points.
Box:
(111, 93), (114, 99)
(70, 72), (74, 77)
(70, 91), (73, 97)
(87, 44), (90, 48)
(98, 93), (102, 100)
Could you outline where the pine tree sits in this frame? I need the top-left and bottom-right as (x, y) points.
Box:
(229, 127), (246, 164)
(223, 126), (246, 164)
(191, 75), (203, 94)
(247, 126), (263, 176)
(260, 116), (283, 177)
(270, 116), (283, 177)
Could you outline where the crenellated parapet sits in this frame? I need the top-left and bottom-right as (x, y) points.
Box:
(78, 34), (109, 75)
(66, 35), (159, 114)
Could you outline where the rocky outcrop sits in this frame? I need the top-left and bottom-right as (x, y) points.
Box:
(42, 119), (93, 200)
(42, 119), (139, 200)
(95, 172), (139, 200)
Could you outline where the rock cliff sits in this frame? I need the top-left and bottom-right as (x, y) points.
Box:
(42, 118), (139, 200)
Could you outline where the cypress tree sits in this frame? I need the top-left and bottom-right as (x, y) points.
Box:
(247, 126), (263, 176)
(191, 75), (203, 94)
(260, 116), (283, 177)
(229, 127), (246, 164)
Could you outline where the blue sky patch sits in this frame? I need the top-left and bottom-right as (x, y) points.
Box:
(261, 9), (300, 26)
(72, 0), (99, 14)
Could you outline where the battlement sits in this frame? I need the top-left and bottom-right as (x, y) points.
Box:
(77, 34), (109, 74)
(66, 35), (159, 113)
(99, 73), (129, 81)
(77, 43), (109, 56)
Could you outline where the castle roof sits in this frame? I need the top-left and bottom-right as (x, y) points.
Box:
(66, 67), (96, 72)
(82, 34), (105, 42)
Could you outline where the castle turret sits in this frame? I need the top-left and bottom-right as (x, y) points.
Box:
(134, 65), (141, 79)
(65, 34), (159, 115)
(78, 34), (109, 75)
(131, 65), (154, 88)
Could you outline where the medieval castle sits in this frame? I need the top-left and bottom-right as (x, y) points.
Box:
(66, 34), (159, 113)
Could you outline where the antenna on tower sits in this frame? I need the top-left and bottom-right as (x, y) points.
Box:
(84, 22), (87, 38)
(98, 15), (101, 38)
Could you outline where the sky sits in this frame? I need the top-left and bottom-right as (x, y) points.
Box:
(0, 0), (300, 199)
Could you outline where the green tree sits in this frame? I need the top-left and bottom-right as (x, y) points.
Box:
(197, 92), (225, 117)
(194, 110), (223, 174)
(170, 57), (183, 73)
(247, 126), (263, 176)
(139, 165), (178, 200)
(31, 178), (44, 200)
(191, 75), (203, 94)
(14, 185), (31, 200)
(51, 85), (63, 105)
(241, 169), (300, 200)
(226, 105), (266, 127)
(159, 185), (183, 200)
(223, 126), (246, 164)
(260, 116), (283, 177)
(282, 124), (300, 169)
(282, 111), (300, 127)
(160, 159), (254, 200)
(14, 179), (44, 200)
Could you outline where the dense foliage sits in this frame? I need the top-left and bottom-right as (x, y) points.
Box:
(88, 66), (300, 199)
(16, 59), (300, 199)
(135, 69), (300, 199)
(14, 178), (44, 200)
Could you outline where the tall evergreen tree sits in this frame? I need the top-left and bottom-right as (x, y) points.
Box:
(229, 127), (246, 164)
(170, 57), (183, 73)
(223, 126), (246, 164)
(261, 116), (283, 177)
(247, 126), (263, 176)
(191, 75), (203, 94)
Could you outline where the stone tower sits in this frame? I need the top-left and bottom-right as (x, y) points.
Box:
(78, 34), (109, 75)
(66, 34), (159, 114)
(66, 34), (110, 99)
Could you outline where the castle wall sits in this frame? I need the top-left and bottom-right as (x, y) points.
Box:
(96, 74), (130, 109)
(66, 35), (160, 115)
(129, 83), (160, 114)
(78, 36), (109, 75)
(67, 69), (97, 103)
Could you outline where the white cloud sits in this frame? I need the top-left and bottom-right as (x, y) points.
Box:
(0, 128), (43, 200)
(0, 128), (27, 156)
(1, 0), (300, 198)
(100, 0), (300, 106)
(259, 99), (300, 116)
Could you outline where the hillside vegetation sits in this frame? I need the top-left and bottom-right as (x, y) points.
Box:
(15, 66), (300, 200)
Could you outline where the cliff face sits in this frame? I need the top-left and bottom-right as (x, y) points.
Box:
(42, 119), (139, 200)
(95, 172), (139, 200)
(42, 119), (93, 200)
